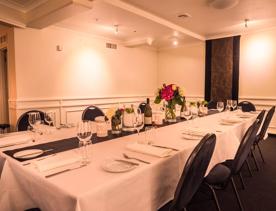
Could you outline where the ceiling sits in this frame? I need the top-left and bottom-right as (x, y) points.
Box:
(0, 0), (47, 12)
(1, 0), (276, 48)
(56, 1), (199, 48)
(122, 0), (276, 39)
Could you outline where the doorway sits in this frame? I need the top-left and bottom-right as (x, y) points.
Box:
(0, 48), (9, 124)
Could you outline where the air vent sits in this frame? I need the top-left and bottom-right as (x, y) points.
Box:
(106, 43), (117, 49)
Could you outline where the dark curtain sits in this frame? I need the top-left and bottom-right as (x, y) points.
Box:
(204, 36), (240, 102)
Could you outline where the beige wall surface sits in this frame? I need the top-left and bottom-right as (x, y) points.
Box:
(14, 26), (158, 100)
(240, 28), (276, 98)
(157, 42), (205, 97)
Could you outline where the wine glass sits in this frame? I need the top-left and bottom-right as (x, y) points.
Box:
(216, 102), (224, 112)
(28, 112), (41, 132)
(44, 111), (55, 127)
(232, 100), (238, 110)
(226, 100), (232, 111)
(77, 120), (92, 165)
(133, 107), (144, 140)
(183, 106), (192, 121)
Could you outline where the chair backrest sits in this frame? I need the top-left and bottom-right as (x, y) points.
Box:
(238, 101), (256, 112)
(232, 119), (260, 174)
(207, 100), (217, 109)
(257, 106), (275, 143)
(16, 110), (45, 131)
(170, 134), (216, 210)
(139, 102), (147, 114)
(82, 105), (105, 121)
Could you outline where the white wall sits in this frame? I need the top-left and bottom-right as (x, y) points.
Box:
(157, 42), (205, 99)
(11, 26), (158, 126)
(239, 28), (276, 133)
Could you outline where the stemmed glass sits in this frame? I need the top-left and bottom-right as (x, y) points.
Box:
(44, 111), (55, 127)
(133, 107), (144, 141)
(217, 102), (224, 112)
(77, 120), (92, 165)
(183, 106), (192, 121)
(28, 112), (42, 139)
(226, 100), (232, 111)
(232, 100), (238, 111)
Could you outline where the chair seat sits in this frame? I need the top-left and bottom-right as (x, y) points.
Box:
(205, 163), (231, 186)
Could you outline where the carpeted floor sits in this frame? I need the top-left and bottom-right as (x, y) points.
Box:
(159, 135), (276, 211)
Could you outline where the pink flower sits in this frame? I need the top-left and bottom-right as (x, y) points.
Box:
(161, 84), (174, 101)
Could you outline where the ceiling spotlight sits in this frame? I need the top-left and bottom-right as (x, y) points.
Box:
(114, 25), (119, 35)
(147, 37), (154, 46)
(177, 13), (192, 19)
(172, 39), (179, 46)
(209, 0), (240, 9)
(244, 19), (249, 28)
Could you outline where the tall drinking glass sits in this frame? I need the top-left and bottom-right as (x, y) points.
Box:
(44, 111), (55, 127)
(77, 121), (92, 165)
(216, 102), (224, 112)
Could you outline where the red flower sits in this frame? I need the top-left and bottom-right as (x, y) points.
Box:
(161, 84), (174, 101)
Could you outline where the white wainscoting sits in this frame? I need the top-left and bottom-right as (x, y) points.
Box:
(9, 96), (276, 134)
(8, 95), (202, 130)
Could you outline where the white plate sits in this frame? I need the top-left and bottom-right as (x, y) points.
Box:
(182, 134), (201, 140)
(14, 149), (44, 159)
(102, 159), (137, 173)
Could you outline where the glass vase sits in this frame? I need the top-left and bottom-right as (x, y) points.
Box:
(165, 106), (177, 123)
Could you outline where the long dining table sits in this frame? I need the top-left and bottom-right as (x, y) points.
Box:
(0, 111), (257, 211)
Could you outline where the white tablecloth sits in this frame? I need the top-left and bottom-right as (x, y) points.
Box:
(0, 112), (256, 211)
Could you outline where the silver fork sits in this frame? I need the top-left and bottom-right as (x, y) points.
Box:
(123, 153), (151, 164)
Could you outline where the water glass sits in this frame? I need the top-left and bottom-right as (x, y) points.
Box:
(226, 100), (232, 111)
(232, 100), (238, 110)
(143, 126), (157, 145)
(217, 102), (224, 112)
(183, 106), (192, 120)
(77, 121), (93, 165)
(44, 111), (56, 127)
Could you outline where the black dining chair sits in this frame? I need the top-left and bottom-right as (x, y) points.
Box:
(246, 110), (266, 172)
(82, 105), (106, 121)
(238, 101), (256, 112)
(0, 123), (10, 133)
(16, 110), (45, 131)
(204, 119), (260, 211)
(253, 106), (275, 164)
(139, 102), (147, 113)
(169, 133), (217, 211)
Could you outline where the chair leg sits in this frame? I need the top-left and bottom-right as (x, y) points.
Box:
(238, 172), (246, 189)
(206, 184), (221, 211)
(231, 177), (244, 211)
(245, 159), (253, 177)
(256, 143), (265, 163)
(251, 149), (259, 171)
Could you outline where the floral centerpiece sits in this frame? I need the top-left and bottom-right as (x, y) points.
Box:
(154, 84), (184, 122)
(106, 108), (124, 134)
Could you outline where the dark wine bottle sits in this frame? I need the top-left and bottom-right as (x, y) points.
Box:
(144, 98), (152, 126)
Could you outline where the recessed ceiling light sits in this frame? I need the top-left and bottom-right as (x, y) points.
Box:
(177, 13), (192, 19)
(172, 39), (179, 46)
(209, 0), (240, 9)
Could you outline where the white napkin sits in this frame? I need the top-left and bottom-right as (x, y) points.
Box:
(0, 134), (33, 148)
(182, 127), (208, 136)
(126, 143), (172, 158)
(34, 157), (81, 172)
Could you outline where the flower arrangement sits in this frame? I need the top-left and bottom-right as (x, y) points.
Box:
(111, 108), (123, 134)
(154, 84), (185, 122)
